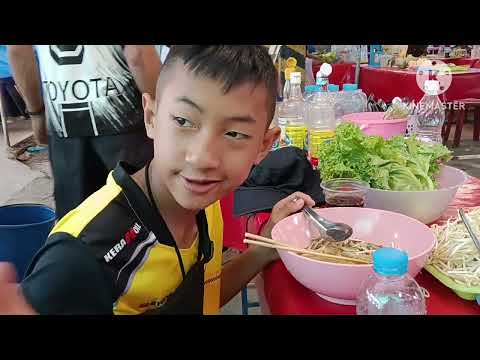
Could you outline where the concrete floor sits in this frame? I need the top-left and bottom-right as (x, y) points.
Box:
(2, 116), (480, 315)
(0, 118), (48, 205)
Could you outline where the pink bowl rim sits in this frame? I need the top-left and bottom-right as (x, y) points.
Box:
(367, 165), (467, 194)
(273, 207), (437, 268)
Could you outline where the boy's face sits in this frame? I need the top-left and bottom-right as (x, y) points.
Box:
(143, 62), (280, 211)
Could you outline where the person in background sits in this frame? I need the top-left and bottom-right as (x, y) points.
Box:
(8, 45), (161, 218)
(408, 45), (428, 57)
(0, 45), (28, 122)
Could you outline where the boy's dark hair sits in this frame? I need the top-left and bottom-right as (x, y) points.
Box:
(160, 45), (278, 125)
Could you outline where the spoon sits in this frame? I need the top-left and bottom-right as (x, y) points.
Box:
(302, 206), (353, 242)
(459, 208), (480, 253)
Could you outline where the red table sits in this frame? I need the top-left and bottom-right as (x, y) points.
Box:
(359, 65), (480, 103)
(435, 58), (479, 67)
(250, 177), (480, 315)
(311, 62), (356, 88)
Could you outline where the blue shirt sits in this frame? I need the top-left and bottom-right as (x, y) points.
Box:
(0, 45), (12, 78)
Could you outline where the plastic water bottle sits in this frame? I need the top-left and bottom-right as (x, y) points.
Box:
(411, 80), (445, 145)
(341, 84), (367, 116)
(471, 45), (480, 59)
(282, 67), (293, 101)
(360, 45), (369, 64)
(356, 248), (426, 315)
(327, 84), (344, 125)
(369, 45), (384, 67)
(304, 85), (319, 103)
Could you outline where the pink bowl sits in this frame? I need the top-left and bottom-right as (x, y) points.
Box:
(271, 207), (436, 305)
(342, 112), (407, 140)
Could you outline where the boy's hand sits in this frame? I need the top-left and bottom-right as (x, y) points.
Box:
(260, 192), (315, 239)
(220, 192), (316, 306)
(0, 263), (37, 315)
(253, 192), (315, 264)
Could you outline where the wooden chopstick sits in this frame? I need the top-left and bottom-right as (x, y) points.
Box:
(243, 233), (370, 264)
(245, 232), (279, 244)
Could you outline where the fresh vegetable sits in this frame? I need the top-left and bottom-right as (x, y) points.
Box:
(318, 123), (452, 191)
(310, 51), (337, 64)
(428, 208), (480, 287)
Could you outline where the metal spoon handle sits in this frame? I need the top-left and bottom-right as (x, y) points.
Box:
(459, 209), (480, 253)
(302, 207), (330, 232)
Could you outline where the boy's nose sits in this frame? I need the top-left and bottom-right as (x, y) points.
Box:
(185, 136), (221, 170)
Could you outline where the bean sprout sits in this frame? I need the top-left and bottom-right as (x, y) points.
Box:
(428, 208), (480, 287)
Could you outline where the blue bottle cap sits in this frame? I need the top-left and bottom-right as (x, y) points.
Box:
(373, 247), (408, 277)
(328, 84), (340, 92)
(343, 83), (358, 91)
(305, 85), (321, 93)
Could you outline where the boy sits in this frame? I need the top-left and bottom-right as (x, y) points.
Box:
(0, 46), (314, 315)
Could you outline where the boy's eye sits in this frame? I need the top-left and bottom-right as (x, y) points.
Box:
(173, 116), (195, 128)
(225, 131), (250, 140)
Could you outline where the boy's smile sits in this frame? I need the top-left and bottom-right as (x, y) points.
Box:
(180, 175), (223, 195)
(143, 61), (279, 212)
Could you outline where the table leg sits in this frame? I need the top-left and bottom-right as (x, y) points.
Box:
(443, 109), (455, 145)
(474, 107), (480, 142)
(453, 109), (465, 148)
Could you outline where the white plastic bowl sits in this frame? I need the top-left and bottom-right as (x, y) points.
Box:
(365, 165), (467, 224)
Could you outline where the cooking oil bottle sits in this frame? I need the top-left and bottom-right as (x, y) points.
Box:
(277, 71), (307, 151)
(307, 64), (336, 167)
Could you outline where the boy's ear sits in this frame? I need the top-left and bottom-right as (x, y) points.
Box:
(254, 126), (281, 165)
(143, 93), (156, 140)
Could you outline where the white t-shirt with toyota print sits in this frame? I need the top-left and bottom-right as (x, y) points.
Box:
(35, 45), (144, 138)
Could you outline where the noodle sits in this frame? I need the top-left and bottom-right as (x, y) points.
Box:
(304, 238), (382, 264)
(428, 208), (480, 287)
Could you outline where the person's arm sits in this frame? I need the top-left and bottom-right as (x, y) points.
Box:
(0, 235), (115, 315)
(220, 192), (315, 307)
(123, 45), (162, 96)
(7, 45), (47, 145)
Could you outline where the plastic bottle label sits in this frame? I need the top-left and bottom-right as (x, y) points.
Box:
(285, 125), (308, 151)
(308, 129), (335, 159)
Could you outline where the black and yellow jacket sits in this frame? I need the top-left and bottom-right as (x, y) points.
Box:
(21, 162), (224, 315)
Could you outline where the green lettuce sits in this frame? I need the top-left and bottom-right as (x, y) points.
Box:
(318, 123), (452, 191)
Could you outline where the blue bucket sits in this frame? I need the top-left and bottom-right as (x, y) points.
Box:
(0, 204), (56, 280)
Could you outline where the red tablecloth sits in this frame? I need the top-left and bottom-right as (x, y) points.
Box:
(253, 177), (480, 315)
(359, 65), (480, 103)
(312, 62), (356, 88)
(436, 58), (479, 67)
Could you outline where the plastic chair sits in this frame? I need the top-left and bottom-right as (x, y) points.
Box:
(443, 99), (480, 147)
(241, 284), (260, 315)
(220, 194), (260, 315)
(240, 215), (261, 315)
